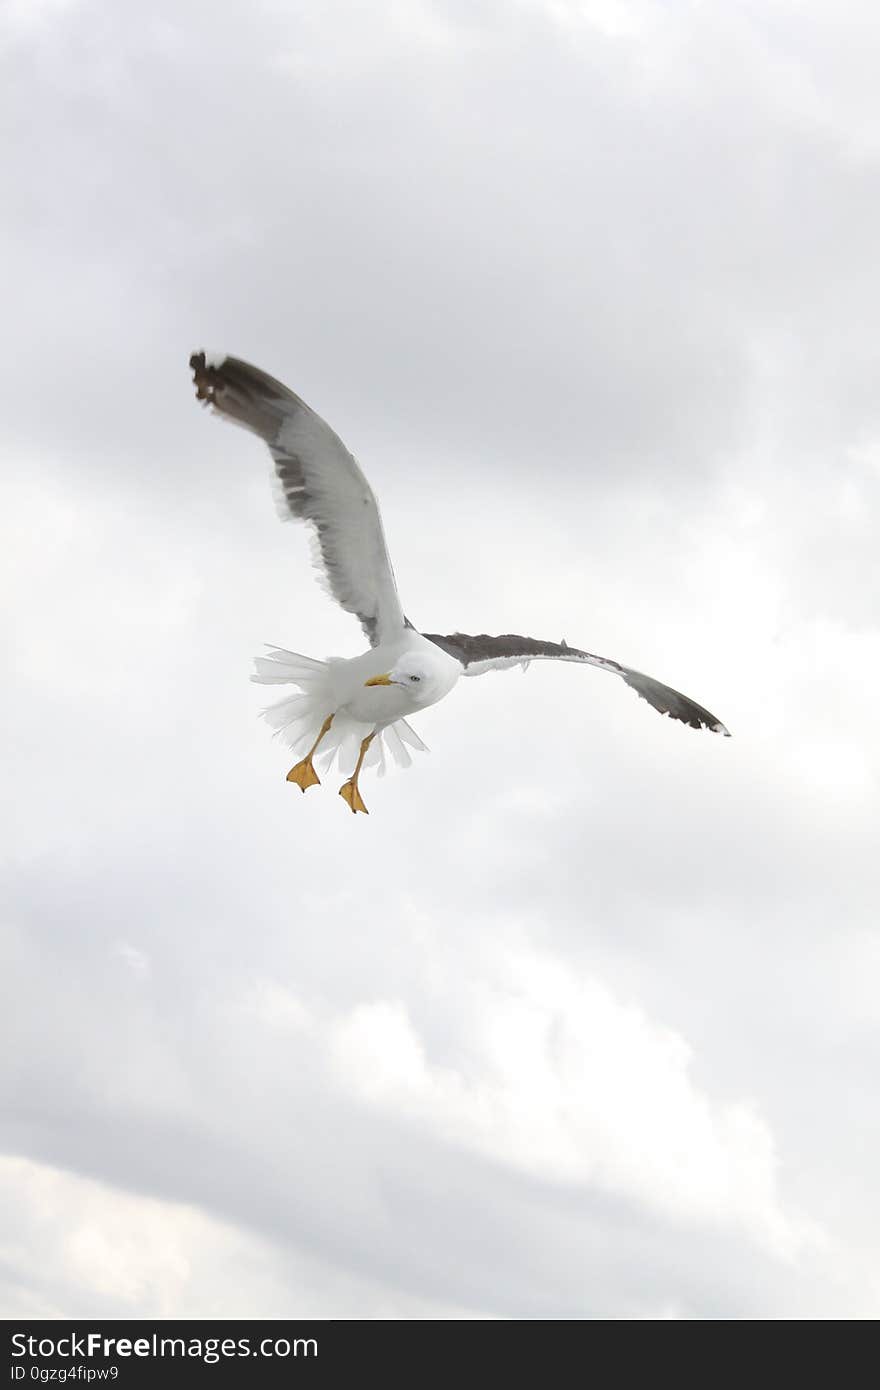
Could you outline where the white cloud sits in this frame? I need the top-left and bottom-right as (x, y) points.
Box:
(0, 1156), (489, 1319)
(320, 948), (816, 1258)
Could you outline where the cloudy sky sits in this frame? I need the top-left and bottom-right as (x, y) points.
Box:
(3, 0), (879, 1319)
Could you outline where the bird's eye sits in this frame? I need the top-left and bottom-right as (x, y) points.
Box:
(409, 675), (421, 682)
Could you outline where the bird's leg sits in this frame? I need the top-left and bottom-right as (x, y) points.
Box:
(339, 732), (375, 815)
(286, 714), (334, 792)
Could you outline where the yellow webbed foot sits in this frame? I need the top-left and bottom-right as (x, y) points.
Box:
(339, 780), (369, 815)
(286, 758), (321, 792)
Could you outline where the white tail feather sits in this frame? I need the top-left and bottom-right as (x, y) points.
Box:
(261, 695), (312, 734)
(251, 646), (427, 777)
(396, 719), (428, 752)
(252, 660), (310, 685)
(382, 722), (412, 769)
(251, 646), (327, 688)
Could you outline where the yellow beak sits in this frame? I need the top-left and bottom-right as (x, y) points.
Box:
(364, 672), (393, 687)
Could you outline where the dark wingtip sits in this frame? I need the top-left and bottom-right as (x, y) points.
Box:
(190, 349), (217, 404)
(701, 717), (731, 737)
(694, 717), (731, 736)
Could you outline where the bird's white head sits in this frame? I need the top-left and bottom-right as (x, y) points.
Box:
(364, 649), (457, 707)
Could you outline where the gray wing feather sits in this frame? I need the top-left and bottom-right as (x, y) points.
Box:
(190, 352), (405, 647)
(423, 632), (730, 736)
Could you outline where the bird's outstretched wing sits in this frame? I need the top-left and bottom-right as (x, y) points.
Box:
(422, 632), (730, 735)
(190, 352), (406, 647)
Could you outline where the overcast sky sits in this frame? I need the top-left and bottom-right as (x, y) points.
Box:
(3, 0), (880, 1319)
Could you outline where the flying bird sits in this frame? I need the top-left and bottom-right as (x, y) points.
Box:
(190, 352), (729, 814)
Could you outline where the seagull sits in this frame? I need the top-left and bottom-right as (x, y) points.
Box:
(190, 352), (729, 814)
